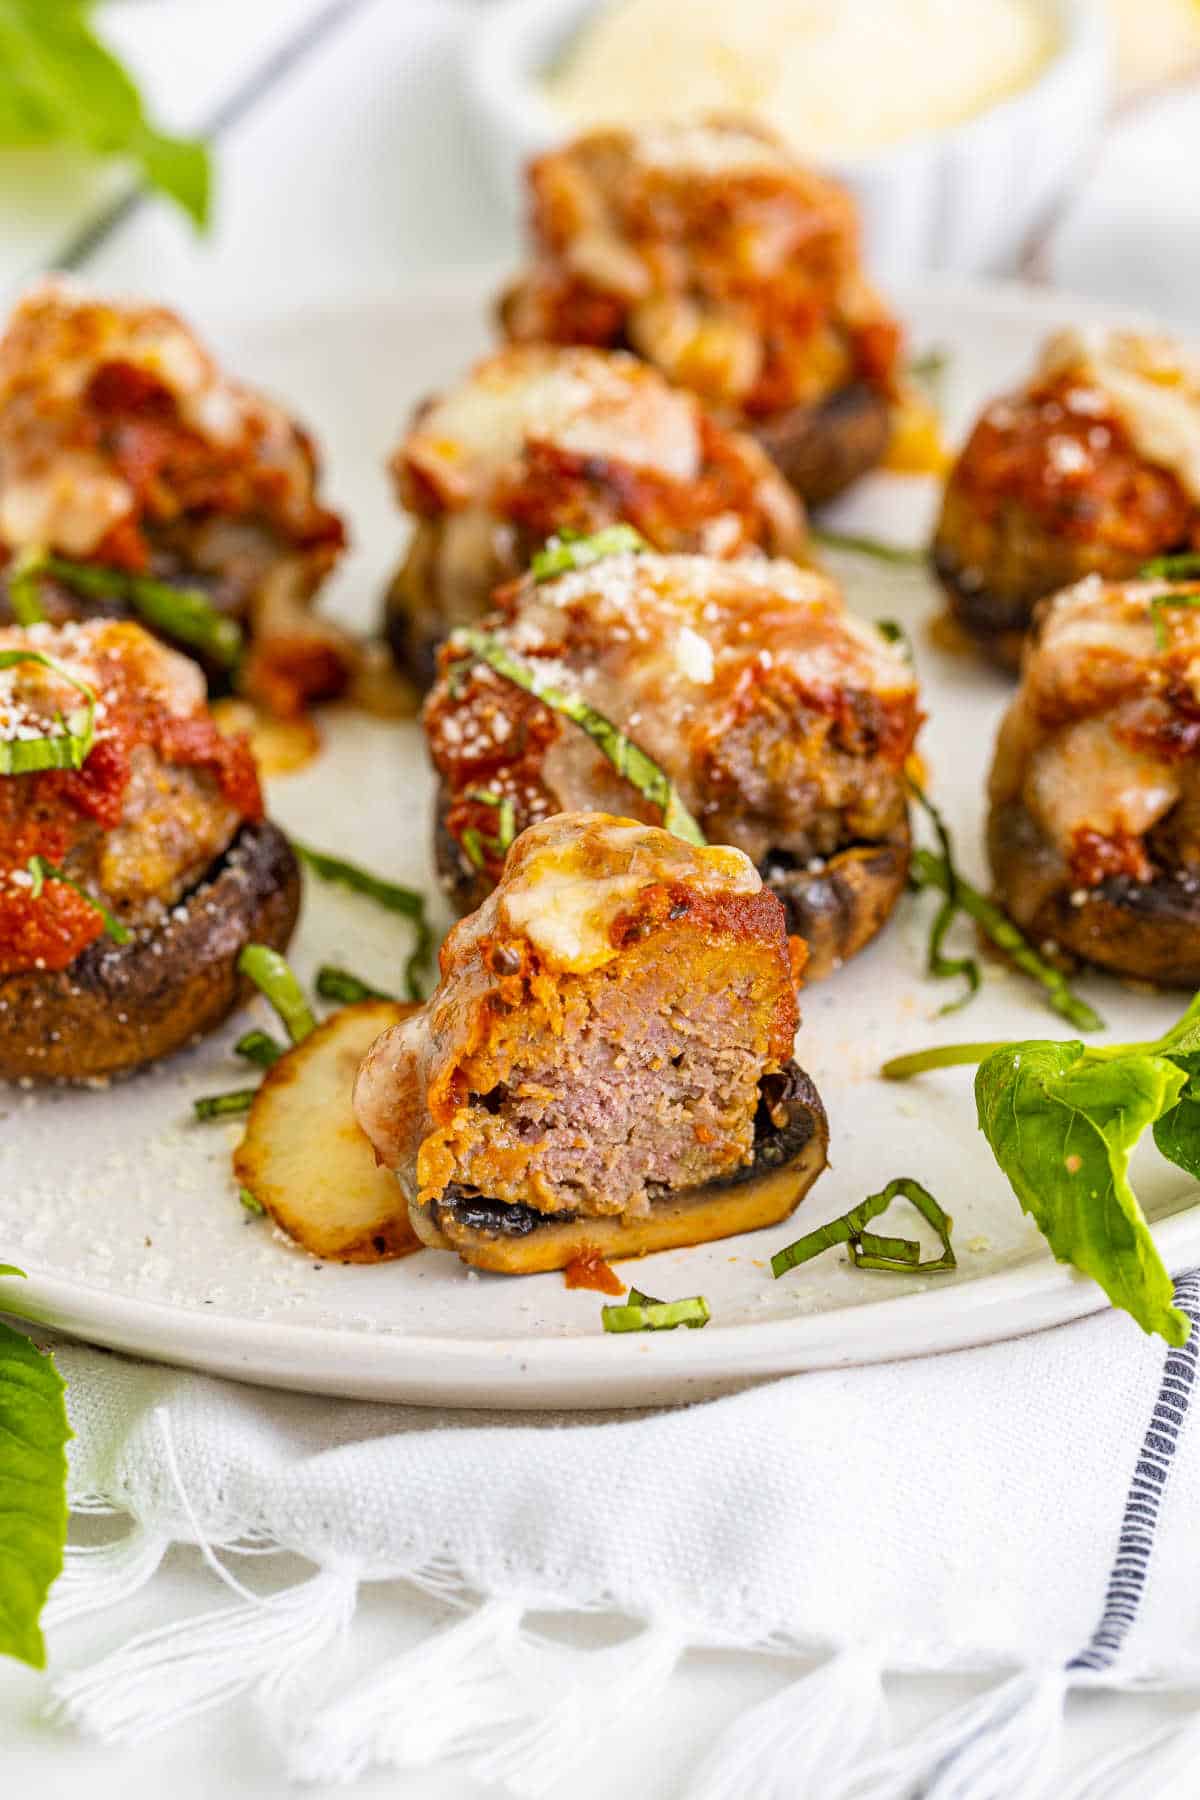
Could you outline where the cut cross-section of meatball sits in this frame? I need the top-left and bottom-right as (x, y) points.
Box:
(354, 812), (828, 1271)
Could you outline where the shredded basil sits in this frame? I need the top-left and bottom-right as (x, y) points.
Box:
(1148, 590), (1200, 650)
(601, 1293), (710, 1332)
(292, 844), (434, 1002)
(234, 1028), (284, 1069)
(0, 649), (97, 774)
(811, 528), (925, 567)
(530, 524), (647, 582)
(875, 618), (915, 663)
(1139, 552), (1200, 581)
(452, 627), (706, 847)
(315, 965), (396, 1006)
(25, 856), (130, 944)
(772, 1177), (955, 1278)
(907, 780), (1102, 1032)
(193, 1088), (256, 1121)
(11, 553), (242, 669)
(237, 944), (316, 1044)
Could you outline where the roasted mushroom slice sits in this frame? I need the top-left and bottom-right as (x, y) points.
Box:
(0, 280), (351, 713)
(0, 619), (299, 1080)
(384, 343), (806, 687)
(424, 550), (920, 980)
(497, 120), (907, 505)
(987, 574), (1200, 987)
(353, 813), (828, 1272)
(933, 329), (1200, 669)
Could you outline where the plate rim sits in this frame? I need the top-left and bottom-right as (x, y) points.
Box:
(5, 271), (1199, 1406)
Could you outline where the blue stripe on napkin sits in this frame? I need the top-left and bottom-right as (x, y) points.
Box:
(1069, 1271), (1200, 1674)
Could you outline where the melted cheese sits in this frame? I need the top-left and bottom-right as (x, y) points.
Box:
(527, 552), (916, 702)
(490, 813), (759, 974)
(0, 618), (204, 742)
(1010, 576), (1200, 852)
(1037, 328), (1200, 505)
(404, 346), (701, 508)
(545, 0), (1056, 158)
(0, 279), (324, 557)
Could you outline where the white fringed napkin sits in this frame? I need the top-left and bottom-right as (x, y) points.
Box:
(34, 1273), (1200, 1797)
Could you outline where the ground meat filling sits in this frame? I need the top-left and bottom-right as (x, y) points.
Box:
(424, 552), (919, 893)
(353, 814), (804, 1225)
(988, 576), (1200, 926)
(0, 618), (262, 974)
(434, 1057), (820, 1235)
(430, 936), (785, 1218)
(498, 122), (902, 423)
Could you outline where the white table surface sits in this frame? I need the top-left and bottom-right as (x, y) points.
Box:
(0, 3), (1197, 1793)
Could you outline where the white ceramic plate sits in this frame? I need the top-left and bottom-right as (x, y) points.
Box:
(3, 277), (1198, 1410)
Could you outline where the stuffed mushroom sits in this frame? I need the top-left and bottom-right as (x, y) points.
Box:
(988, 573), (1200, 986)
(385, 342), (807, 686)
(0, 280), (351, 714)
(0, 618), (299, 1080)
(933, 329), (1200, 669)
(498, 120), (906, 505)
(424, 548), (920, 980)
(353, 811), (828, 1272)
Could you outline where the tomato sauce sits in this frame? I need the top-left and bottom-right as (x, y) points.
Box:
(563, 1248), (626, 1295)
(0, 647), (263, 974)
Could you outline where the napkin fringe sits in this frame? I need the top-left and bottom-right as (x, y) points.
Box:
(285, 1594), (531, 1783)
(50, 1566), (358, 1743)
(1056, 1709), (1200, 1799)
(848, 1667), (1066, 1800)
(285, 1596), (687, 1796)
(43, 1521), (169, 1627)
(688, 1642), (887, 1800)
(469, 1616), (687, 1798)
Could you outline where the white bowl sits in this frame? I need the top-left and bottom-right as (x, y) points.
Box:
(464, 0), (1111, 282)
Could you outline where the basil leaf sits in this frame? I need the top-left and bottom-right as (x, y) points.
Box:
(0, 1268), (70, 1669)
(1152, 1051), (1200, 1180)
(0, 0), (210, 226)
(976, 1041), (1190, 1345)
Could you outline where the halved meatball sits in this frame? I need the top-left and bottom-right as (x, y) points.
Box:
(933, 329), (1200, 669)
(0, 280), (352, 713)
(423, 551), (920, 980)
(385, 343), (807, 686)
(0, 618), (298, 1078)
(353, 812), (828, 1271)
(497, 120), (904, 504)
(987, 574), (1200, 986)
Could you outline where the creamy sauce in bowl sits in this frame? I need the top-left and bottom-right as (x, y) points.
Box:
(545, 0), (1059, 159)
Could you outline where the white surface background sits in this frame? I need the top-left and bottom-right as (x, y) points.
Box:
(0, 2), (1198, 1793)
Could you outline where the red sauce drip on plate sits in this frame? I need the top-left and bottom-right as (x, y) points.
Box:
(563, 1248), (625, 1295)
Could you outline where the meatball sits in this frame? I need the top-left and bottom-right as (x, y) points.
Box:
(0, 280), (352, 713)
(385, 343), (807, 686)
(933, 328), (1200, 668)
(988, 574), (1200, 985)
(498, 120), (903, 504)
(353, 812), (828, 1271)
(424, 551), (920, 979)
(0, 618), (298, 1078)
